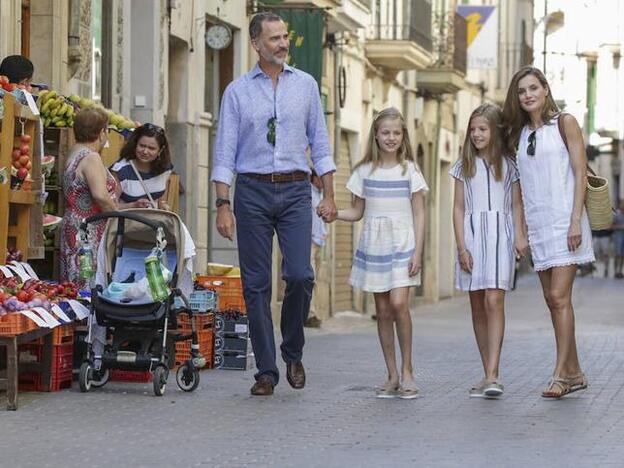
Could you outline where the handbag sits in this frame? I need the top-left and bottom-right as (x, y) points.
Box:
(558, 114), (613, 230)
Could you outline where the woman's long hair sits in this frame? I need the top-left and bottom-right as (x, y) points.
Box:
(461, 104), (505, 181)
(502, 66), (560, 155)
(354, 107), (415, 175)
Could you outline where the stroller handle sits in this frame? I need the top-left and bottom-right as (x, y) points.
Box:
(81, 211), (165, 232)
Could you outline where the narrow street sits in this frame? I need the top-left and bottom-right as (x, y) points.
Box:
(2, 273), (623, 467)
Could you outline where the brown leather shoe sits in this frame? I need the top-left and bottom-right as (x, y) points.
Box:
(286, 361), (306, 389)
(250, 375), (274, 396)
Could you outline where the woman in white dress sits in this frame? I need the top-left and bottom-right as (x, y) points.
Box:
(335, 108), (428, 399)
(503, 66), (594, 398)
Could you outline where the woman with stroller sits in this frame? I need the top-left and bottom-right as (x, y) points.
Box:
(111, 123), (175, 211)
(60, 107), (118, 290)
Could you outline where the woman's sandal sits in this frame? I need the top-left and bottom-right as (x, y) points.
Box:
(398, 380), (421, 400)
(541, 374), (588, 399)
(376, 381), (400, 399)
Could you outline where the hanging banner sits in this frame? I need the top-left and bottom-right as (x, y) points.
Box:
(457, 6), (498, 69)
(274, 9), (324, 89)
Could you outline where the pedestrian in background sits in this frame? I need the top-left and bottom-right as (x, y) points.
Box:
(111, 123), (174, 211)
(305, 169), (327, 329)
(451, 104), (528, 398)
(333, 108), (427, 399)
(211, 12), (337, 396)
(591, 228), (613, 277)
(613, 201), (624, 279)
(503, 66), (594, 398)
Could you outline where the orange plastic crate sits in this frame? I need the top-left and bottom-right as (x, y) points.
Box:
(176, 312), (214, 332)
(33, 323), (75, 345)
(196, 275), (246, 313)
(174, 329), (214, 368)
(0, 313), (38, 336)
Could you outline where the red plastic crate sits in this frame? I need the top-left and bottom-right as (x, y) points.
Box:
(110, 369), (153, 383)
(18, 343), (74, 391)
(196, 275), (246, 313)
(0, 313), (38, 336)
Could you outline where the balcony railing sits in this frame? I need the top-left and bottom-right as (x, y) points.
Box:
(367, 0), (433, 52)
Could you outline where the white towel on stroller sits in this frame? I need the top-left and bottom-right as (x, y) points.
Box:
(89, 222), (196, 357)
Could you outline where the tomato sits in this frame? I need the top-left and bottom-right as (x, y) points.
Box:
(16, 290), (29, 302)
(4, 83), (17, 91)
(0, 75), (8, 85)
(47, 290), (56, 299)
(66, 289), (78, 299)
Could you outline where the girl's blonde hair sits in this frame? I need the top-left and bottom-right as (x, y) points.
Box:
(502, 66), (560, 155)
(461, 103), (505, 181)
(354, 107), (415, 174)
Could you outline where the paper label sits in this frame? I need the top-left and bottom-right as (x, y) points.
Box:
(23, 90), (40, 116)
(0, 266), (13, 277)
(50, 304), (72, 323)
(20, 310), (48, 328)
(19, 262), (39, 279)
(6, 265), (30, 282)
(31, 307), (61, 327)
(234, 324), (248, 333)
(67, 299), (90, 320)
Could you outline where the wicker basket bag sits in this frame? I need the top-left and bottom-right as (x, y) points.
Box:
(558, 114), (613, 230)
(586, 170), (613, 230)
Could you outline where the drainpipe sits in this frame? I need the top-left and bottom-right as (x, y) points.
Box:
(330, 33), (342, 316)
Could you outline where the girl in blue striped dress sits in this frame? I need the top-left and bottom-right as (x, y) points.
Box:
(336, 108), (428, 399)
(451, 104), (528, 398)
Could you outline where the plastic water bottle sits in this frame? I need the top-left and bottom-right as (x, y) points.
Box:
(145, 255), (169, 302)
(78, 245), (94, 279)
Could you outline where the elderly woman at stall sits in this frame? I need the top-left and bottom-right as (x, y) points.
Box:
(59, 107), (118, 290)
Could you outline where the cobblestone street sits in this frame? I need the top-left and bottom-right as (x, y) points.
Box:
(2, 274), (624, 468)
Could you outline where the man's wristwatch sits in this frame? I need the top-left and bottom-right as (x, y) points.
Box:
(215, 197), (231, 208)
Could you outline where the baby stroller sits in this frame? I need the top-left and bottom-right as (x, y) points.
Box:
(77, 209), (207, 396)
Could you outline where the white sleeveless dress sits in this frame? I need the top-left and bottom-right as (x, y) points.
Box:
(517, 118), (595, 271)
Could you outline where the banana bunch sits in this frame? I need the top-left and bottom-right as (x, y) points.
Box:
(37, 90), (75, 128)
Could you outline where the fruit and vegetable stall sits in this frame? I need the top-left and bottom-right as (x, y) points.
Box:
(0, 82), (134, 410)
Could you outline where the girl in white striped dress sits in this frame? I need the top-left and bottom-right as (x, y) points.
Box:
(451, 104), (528, 398)
(336, 108), (427, 399)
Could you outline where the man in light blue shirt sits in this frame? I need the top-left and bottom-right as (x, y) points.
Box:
(211, 11), (337, 396)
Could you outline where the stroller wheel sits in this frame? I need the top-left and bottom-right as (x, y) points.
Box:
(91, 368), (110, 388)
(78, 362), (92, 393)
(153, 365), (168, 397)
(176, 363), (200, 392)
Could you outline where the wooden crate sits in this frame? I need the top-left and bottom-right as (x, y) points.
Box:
(0, 93), (43, 264)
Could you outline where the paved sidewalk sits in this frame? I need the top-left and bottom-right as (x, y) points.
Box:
(1, 274), (624, 467)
